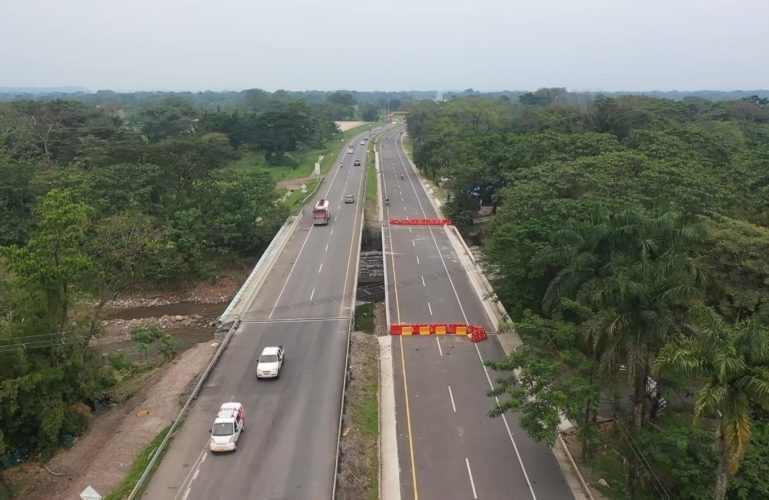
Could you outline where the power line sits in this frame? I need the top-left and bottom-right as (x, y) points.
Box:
(616, 419), (672, 500)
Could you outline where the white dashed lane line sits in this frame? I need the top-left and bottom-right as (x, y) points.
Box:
(466, 458), (478, 499)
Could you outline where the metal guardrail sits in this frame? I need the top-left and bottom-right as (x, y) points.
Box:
(218, 212), (302, 329)
(126, 318), (240, 500)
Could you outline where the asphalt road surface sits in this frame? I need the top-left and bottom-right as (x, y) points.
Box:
(380, 127), (574, 500)
(143, 130), (377, 500)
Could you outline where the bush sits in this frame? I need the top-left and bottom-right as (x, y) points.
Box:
(266, 152), (298, 167)
(107, 352), (131, 371)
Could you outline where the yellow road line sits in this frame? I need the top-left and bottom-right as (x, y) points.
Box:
(386, 134), (419, 500)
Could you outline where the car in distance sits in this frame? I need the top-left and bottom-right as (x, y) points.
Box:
(360, 140), (365, 145)
(344, 194), (355, 203)
(256, 345), (284, 379)
(209, 402), (245, 453)
(347, 146), (354, 154)
(353, 159), (361, 166)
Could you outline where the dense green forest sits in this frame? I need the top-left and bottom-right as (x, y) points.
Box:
(0, 88), (429, 120)
(407, 90), (769, 500)
(0, 90), (382, 465)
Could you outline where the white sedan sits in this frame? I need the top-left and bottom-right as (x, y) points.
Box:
(256, 346), (284, 379)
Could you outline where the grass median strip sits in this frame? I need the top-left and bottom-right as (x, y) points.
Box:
(104, 425), (172, 500)
(337, 330), (379, 500)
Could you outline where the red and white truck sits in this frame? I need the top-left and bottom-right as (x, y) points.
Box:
(312, 199), (330, 225)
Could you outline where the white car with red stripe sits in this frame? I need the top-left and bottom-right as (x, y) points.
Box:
(209, 402), (245, 452)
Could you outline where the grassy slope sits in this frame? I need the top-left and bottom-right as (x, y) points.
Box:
(229, 122), (381, 183)
(104, 425), (172, 500)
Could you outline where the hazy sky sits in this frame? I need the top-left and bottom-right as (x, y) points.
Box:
(1, 0), (767, 92)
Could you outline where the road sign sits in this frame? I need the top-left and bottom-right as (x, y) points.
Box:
(81, 485), (102, 500)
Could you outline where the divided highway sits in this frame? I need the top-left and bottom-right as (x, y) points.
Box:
(380, 127), (574, 500)
(143, 131), (375, 500)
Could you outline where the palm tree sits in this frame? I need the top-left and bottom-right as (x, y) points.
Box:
(657, 307), (769, 500)
(542, 208), (704, 428)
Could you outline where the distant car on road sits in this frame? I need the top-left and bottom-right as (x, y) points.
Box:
(353, 159), (361, 166)
(360, 140), (365, 145)
(209, 402), (245, 453)
(344, 194), (355, 203)
(347, 146), (354, 154)
(256, 346), (284, 379)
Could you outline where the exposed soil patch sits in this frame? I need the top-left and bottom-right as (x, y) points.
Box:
(17, 342), (218, 500)
(6, 278), (241, 500)
(335, 120), (368, 132)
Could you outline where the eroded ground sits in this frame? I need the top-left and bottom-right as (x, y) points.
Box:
(9, 278), (240, 500)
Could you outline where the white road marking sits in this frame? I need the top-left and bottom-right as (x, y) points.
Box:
(173, 448), (207, 500)
(416, 255), (420, 265)
(448, 386), (457, 413)
(192, 469), (200, 481)
(421, 276), (426, 287)
(466, 458), (478, 499)
(412, 240), (415, 247)
(268, 222), (314, 319)
(331, 228), (334, 235)
(428, 302), (433, 316)
(409, 227), (412, 233)
(318, 263), (323, 273)
(243, 316), (350, 324)
(393, 131), (539, 500)
(474, 343), (538, 499)
(436, 336), (443, 356)
(310, 288), (315, 301)
(325, 243), (329, 252)
(182, 486), (192, 500)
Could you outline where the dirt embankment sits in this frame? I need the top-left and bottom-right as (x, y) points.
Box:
(11, 278), (241, 500)
(337, 303), (385, 500)
(336, 121), (368, 132)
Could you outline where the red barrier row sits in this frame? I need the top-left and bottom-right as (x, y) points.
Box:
(390, 323), (487, 342)
(389, 218), (453, 226)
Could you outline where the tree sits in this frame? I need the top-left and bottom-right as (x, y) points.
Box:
(148, 132), (236, 192)
(542, 209), (705, 428)
(657, 307), (769, 500)
(728, 421), (769, 499)
(1, 189), (93, 336)
(360, 103), (381, 122)
(324, 91), (356, 120)
(138, 96), (198, 141)
(254, 102), (313, 156)
(85, 211), (174, 341)
(131, 326), (161, 363)
(487, 310), (604, 458)
(0, 152), (38, 246)
(159, 334), (178, 361)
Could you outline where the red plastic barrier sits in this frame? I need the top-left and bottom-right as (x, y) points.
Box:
(432, 323), (448, 335)
(393, 323), (485, 339)
(389, 218), (453, 226)
(469, 326), (488, 343)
